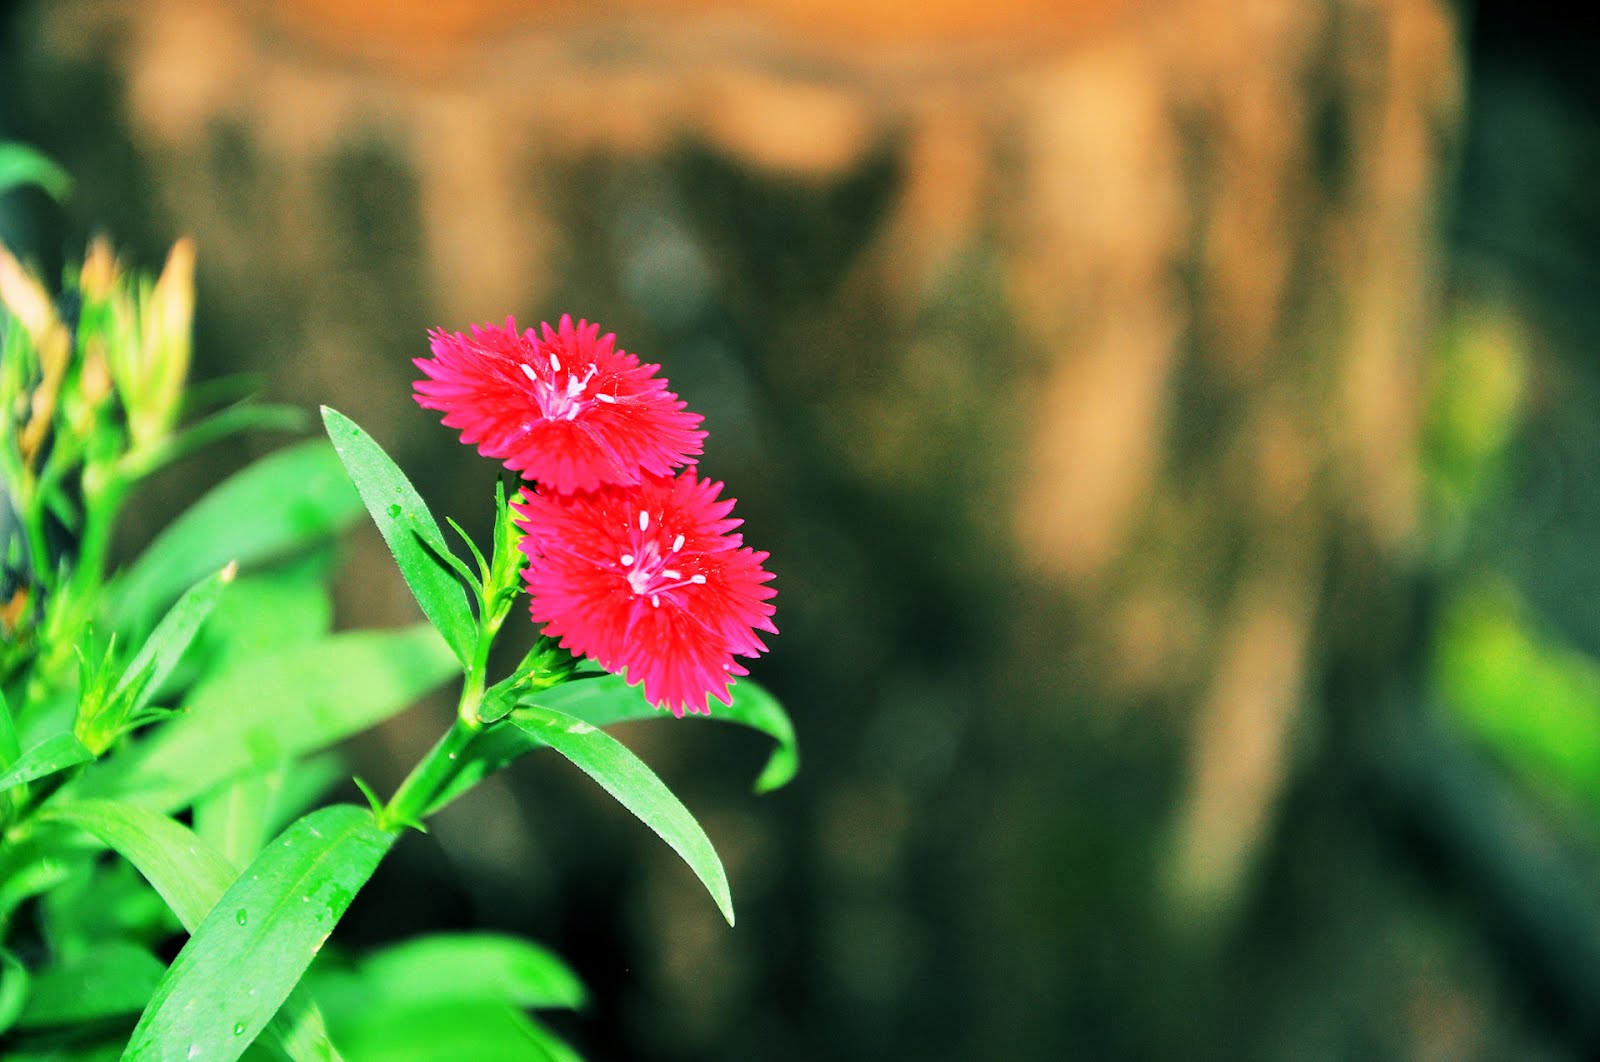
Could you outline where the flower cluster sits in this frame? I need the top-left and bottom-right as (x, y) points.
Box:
(415, 315), (776, 715)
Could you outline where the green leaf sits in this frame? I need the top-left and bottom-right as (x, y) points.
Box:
(360, 933), (586, 1011)
(82, 625), (457, 812)
(109, 441), (364, 630)
(509, 703), (734, 925)
(15, 940), (166, 1029)
(429, 676), (796, 814)
(144, 403), (307, 475)
(542, 675), (799, 793)
(36, 801), (342, 1058)
(0, 732), (93, 791)
(36, 800), (235, 928)
(125, 805), (395, 1062)
(321, 407), (475, 665)
(114, 564), (233, 713)
(0, 141), (71, 200)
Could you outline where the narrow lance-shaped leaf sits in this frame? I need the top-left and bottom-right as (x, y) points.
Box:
(540, 674), (798, 793)
(114, 563), (235, 714)
(429, 676), (797, 815)
(321, 407), (476, 665)
(0, 732), (93, 791)
(80, 624), (457, 813)
(110, 440), (364, 630)
(35, 800), (340, 1062)
(510, 703), (735, 925)
(126, 804), (396, 1062)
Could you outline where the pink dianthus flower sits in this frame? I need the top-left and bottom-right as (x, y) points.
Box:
(514, 471), (778, 716)
(414, 315), (705, 493)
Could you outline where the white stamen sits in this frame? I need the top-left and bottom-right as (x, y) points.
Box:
(672, 533), (685, 552)
(596, 393), (616, 403)
(690, 574), (706, 584)
(620, 553), (635, 566)
(520, 363), (539, 383)
(549, 352), (561, 373)
(663, 569), (681, 580)
(639, 510), (650, 531)
(651, 594), (660, 607)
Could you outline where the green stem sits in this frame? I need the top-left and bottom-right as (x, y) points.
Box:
(379, 503), (516, 831)
(379, 714), (479, 832)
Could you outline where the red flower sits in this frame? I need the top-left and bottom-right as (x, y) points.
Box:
(414, 315), (705, 493)
(515, 472), (777, 716)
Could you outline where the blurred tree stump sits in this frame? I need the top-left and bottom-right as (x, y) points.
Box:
(5, 0), (1479, 1057)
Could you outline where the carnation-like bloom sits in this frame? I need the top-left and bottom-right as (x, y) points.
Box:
(515, 471), (777, 716)
(414, 315), (705, 493)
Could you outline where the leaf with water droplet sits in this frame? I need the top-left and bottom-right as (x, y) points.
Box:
(321, 406), (475, 665)
(126, 804), (394, 1061)
(235, 909), (248, 926)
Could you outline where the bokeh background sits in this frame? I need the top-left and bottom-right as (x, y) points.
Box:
(4, 0), (1599, 1058)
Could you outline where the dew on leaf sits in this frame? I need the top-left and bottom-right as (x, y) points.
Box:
(233, 1022), (246, 1037)
(235, 908), (248, 926)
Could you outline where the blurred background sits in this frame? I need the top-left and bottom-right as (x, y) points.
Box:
(4, 0), (1599, 1058)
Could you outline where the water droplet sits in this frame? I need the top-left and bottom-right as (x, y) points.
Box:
(386, 503), (402, 519)
(187, 1044), (201, 1060)
(235, 908), (248, 926)
(232, 1022), (246, 1037)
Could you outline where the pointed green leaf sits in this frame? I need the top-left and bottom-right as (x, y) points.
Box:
(114, 564), (233, 712)
(126, 804), (395, 1062)
(110, 440), (364, 630)
(509, 704), (734, 925)
(321, 407), (475, 664)
(81, 625), (456, 812)
(0, 732), (93, 791)
(429, 676), (796, 814)
(39, 801), (347, 1059)
(36, 800), (236, 928)
(541, 675), (798, 793)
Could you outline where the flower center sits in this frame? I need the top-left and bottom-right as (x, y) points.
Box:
(619, 509), (706, 607)
(522, 354), (611, 421)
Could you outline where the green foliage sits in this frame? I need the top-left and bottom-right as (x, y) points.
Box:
(108, 440), (363, 632)
(321, 406), (476, 664)
(80, 625), (458, 813)
(0, 232), (797, 1061)
(125, 805), (394, 1061)
(510, 703), (736, 925)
